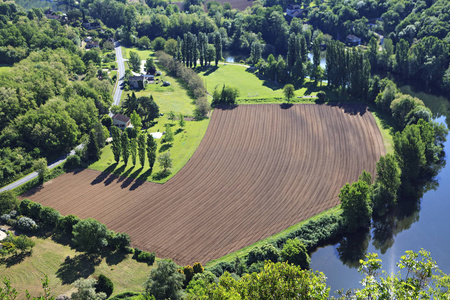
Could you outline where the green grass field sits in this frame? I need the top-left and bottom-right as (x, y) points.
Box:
(121, 67), (196, 116)
(122, 47), (155, 60)
(0, 65), (12, 74)
(197, 64), (328, 102)
(0, 236), (151, 298)
(89, 118), (210, 183)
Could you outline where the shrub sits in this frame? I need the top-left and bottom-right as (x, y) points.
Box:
(183, 265), (195, 286)
(133, 247), (142, 258)
(9, 210), (17, 218)
(1, 214), (11, 223)
(247, 247), (264, 266)
(280, 239), (310, 269)
(57, 214), (80, 236)
(95, 274), (114, 298)
(6, 219), (17, 227)
(40, 206), (62, 228)
(248, 261), (265, 273)
(0, 191), (19, 215)
(316, 91), (326, 102)
(193, 262), (204, 274)
(207, 261), (235, 277)
(72, 218), (108, 253)
(111, 232), (131, 251)
(137, 251), (156, 265)
(18, 199), (32, 216)
(64, 155), (82, 170)
(260, 243), (280, 263)
(17, 216), (37, 231)
(29, 202), (43, 219)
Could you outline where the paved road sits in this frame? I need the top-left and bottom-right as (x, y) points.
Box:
(110, 42), (125, 116)
(0, 43), (126, 193)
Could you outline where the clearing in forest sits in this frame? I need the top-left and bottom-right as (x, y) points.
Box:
(22, 104), (385, 266)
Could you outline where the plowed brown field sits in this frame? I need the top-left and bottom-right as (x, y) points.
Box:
(22, 104), (385, 265)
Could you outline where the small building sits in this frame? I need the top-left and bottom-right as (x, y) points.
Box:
(112, 114), (132, 129)
(83, 22), (101, 30)
(286, 4), (303, 18)
(129, 76), (146, 89)
(144, 74), (155, 81)
(86, 41), (100, 49)
(346, 34), (361, 46)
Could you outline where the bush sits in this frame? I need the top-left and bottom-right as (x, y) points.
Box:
(0, 191), (19, 215)
(207, 261), (235, 277)
(1, 214), (11, 223)
(248, 261), (265, 273)
(19, 199), (32, 216)
(64, 155), (82, 170)
(6, 218), (17, 227)
(111, 232), (131, 251)
(193, 262), (204, 274)
(40, 206), (62, 228)
(109, 292), (142, 299)
(95, 274), (114, 298)
(17, 216), (37, 231)
(29, 202), (43, 219)
(9, 210), (17, 218)
(57, 214), (80, 236)
(137, 251), (156, 265)
(280, 239), (310, 269)
(316, 91), (326, 102)
(72, 218), (109, 253)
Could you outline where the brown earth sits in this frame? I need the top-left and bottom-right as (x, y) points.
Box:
(21, 104), (385, 266)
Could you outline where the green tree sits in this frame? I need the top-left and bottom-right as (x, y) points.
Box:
(280, 238), (310, 269)
(12, 235), (35, 253)
(129, 51), (141, 73)
(372, 153), (401, 215)
(283, 84), (295, 103)
(87, 129), (101, 161)
(179, 114), (185, 128)
(168, 111), (176, 124)
(339, 179), (372, 232)
(121, 130), (130, 165)
(158, 152), (172, 172)
(138, 36), (151, 49)
(130, 136), (137, 166)
(111, 126), (122, 163)
(130, 110), (142, 132)
(145, 259), (185, 300)
(33, 158), (48, 183)
(163, 124), (174, 144)
(72, 218), (108, 253)
(95, 274), (114, 298)
(39, 206), (61, 228)
(145, 58), (156, 75)
(214, 32), (222, 66)
(164, 38), (178, 56)
(146, 134), (157, 170)
(101, 115), (113, 128)
(138, 133), (146, 167)
(0, 191), (19, 215)
(71, 278), (107, 300)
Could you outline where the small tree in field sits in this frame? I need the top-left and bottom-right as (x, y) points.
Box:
(163, 124), (174, 144)
(169, 111), (176, 124)
(158, 152), (172, 173)
(179, 114), (185, 128)
(283, 84), (295, 103)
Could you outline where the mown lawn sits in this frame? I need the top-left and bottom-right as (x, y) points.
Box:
(196, 64), (327, 101)
(89, 118), (210, 184)
(122, 47), (154, 60)
(0, 236), (151, 298)
(121, 66), (196, 116)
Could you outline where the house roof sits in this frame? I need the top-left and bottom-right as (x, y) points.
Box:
(129, 76), (144, 81)
(112, 114), (130, 123)
(346, 34), (361, 42)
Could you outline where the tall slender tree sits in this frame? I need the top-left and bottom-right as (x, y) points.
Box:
(138, 133), (146, 167)
(130, 136), (137, 166)
(111, 126), (122, 164)
(121, 130), (130, 165)
(146, 133), (157, 170)
(214, 32), (222, 66)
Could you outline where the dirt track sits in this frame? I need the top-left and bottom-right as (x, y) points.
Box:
(22, 104), (385, 265)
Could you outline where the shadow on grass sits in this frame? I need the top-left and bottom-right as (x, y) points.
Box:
(175, 128), (184, 135)
(56, 253), (101, 284)
(152, 169), (171, 181)
(0, 251), (32, 268)
(159, 143), (172, 153)
(102, 250), (128, 266)
(198, 65), (219, 76)
(91, 163), (117, 185)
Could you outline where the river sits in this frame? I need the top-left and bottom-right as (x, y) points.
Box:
(310, 89), (450, 294)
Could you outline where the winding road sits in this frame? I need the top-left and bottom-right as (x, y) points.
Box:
(0, 42), (126, 193)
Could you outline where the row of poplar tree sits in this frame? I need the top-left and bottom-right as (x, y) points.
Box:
(176, 31), (223, 67)
(110, 126), (158, 170)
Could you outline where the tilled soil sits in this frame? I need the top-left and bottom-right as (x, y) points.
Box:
(21, 104), (385, 265)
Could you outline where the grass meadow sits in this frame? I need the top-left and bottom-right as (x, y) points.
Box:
(0, 235), (151, 298)
(89, 118), (210, 183)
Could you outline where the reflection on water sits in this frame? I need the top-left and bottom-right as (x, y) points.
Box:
(310, 111), (449, 293)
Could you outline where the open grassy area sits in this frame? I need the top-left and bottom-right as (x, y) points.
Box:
(197, 64), (328, 101)
(122, 47), (155, 60)
(89, 118), (210, 183)
(121, 67), (196, 116)
(0, 64), (12, 74)
(369, 105), (395, 154)
(0, 235), (151, 298)
(205, 205), (342, 268)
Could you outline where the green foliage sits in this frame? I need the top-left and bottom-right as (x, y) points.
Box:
(111, 232), (131, 251)
(95, 274), (114, 298)
(129, 51), (141, 73)
(39, 206), (62, 228)
(64, 154), (82, 170)
(339, 179), (372, 232)
(72, 218), (109, 253)
(146, 134), (157, 170)
(145, 259), (185, 300)
(138, 133), (146, 167)
(163, 124), (174, 144)
(158, 152), (172, 172)
(179, 114), (185, 128)
(212, 85), (239, 106)
(71, 278), (107, 300)
(57, 214), (80, 236)
(111, 126), (122, 163)
(130, 111), (142, 132)
(183, 265), (195, 287)
(283, 84), (295, 103)
(390, 94), (424, 128)
(33, 158), (48, 182)
(121, 131), (130, 165)
(101, 115), (113, 128)
(372, 153), (401, 215)
(280, 239), (310, 269)
(130, 136), (138, 166)
(0, 190), (19, 215)
(193, 262), (204, 274)
(87, 129), (101, 162)
(16, 216), (37, 232)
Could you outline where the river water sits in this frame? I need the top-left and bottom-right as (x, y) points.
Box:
(310, 91), (450, 294)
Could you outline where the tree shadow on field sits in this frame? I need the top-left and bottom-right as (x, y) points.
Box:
(280, 103), (294, 110)
(326, 102), (368, 116)
(131, 168), (153, 190)
(0, 251), (32, 268)
(121, 167), (143, 189)
(102, 250), (128, 266)
(20, 185), (44, 198)
(159, 143), (172, 153)
(104, 173), (120, 186)
(91, 163), (117, 185)
(214, 104), (238, 111)
(56, 254), (101, 284)
(117, 166), (134, 183)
